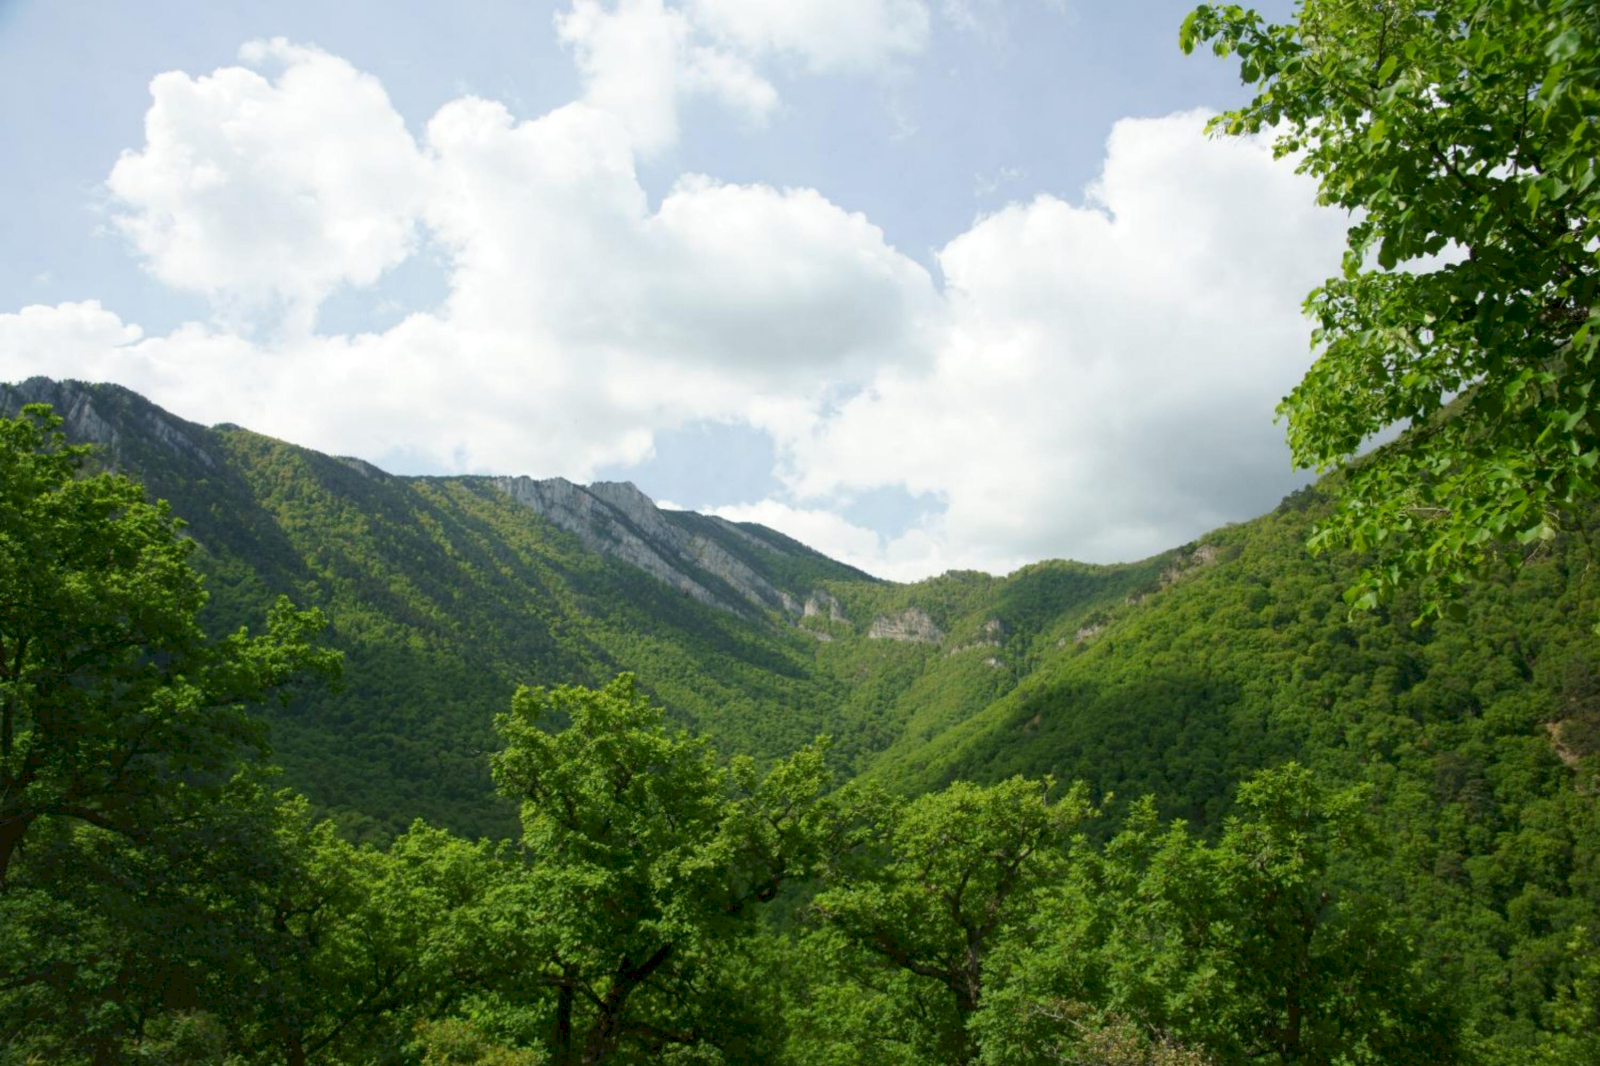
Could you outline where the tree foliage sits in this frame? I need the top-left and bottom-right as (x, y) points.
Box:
(490, 674), (836, 1066)
(0, 404), (339, 887)
(810, 778), (1093, 1065)
(0, 403), (341, 1062)
(1182, 0), (1600, 617)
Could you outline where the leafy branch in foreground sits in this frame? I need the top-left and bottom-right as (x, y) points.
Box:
(1182, 0), (1600, 619)
(0, 403), (340, 887)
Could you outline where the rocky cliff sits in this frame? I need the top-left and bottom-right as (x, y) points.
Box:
(489, 475), (814, 619)
(2, 377), (873, 626)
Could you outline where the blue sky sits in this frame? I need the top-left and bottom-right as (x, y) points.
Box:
(0, 0), (1343, 579)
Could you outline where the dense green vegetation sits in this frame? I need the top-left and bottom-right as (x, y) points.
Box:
(5, 374), (1598, 1065)
(1184, 0), (1600, 620)
(4, 5), (1599, 1057)
(0, 378), (1159, 841)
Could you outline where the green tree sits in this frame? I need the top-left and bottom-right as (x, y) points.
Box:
(1181, 0), (1600, 618)
(1097, 768), (1460, 1066)
(0, 403), (339, 886)
(1539, 924), (1600, 1066)
(809, 777), (1093, 1066)
(230, 800), (518, 1066)
(0, 402), (338, 1063)
(489, 674), (834, 1066)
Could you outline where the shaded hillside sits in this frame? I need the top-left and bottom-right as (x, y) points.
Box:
(865, 477), (1600, 1053)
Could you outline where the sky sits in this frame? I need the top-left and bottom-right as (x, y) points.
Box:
(0, 0), (1348, 581)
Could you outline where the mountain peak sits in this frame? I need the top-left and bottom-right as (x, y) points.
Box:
(1, 377), (217, 471)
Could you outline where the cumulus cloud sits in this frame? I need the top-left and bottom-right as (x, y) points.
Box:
(2, 41), (1348, 581)
(106, 39), (427, 333)
(8, 40), (936, 481)
(764, 112), (1349, 569)
(552, 0), (929, 158)
(0, 301), (142, 363)
(556, 0), (777, 156)
(419, 95), (938, 387)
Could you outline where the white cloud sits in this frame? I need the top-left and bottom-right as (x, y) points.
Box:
(106, 39), (427, 333)
(684, 46), (781, 122)
(706, 500), (958, 582)
(556, 0), (777, 156)
(0, 301), (141, 364)
(420, 95), (937, 387)
(642, 176), (940, 378)
(766, 111), (1348, 570)
(3, 44), (1349, 582)
(6, 46), (936, 482)
(688, 0), (930, 73)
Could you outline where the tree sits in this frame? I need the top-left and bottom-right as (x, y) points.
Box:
(1181, 0), (1600, 619)
(0, 403), (339, 887)
(489, 674), (834, 1066)
(1094, 767), (1460, 1066)
(231, 801), (520, 1066)
(0, 402), (340, 1062)
(809, 777), (1093, 1066)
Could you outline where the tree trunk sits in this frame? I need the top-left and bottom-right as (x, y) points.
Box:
(580, 944), (675, 1065)
(0, 811), (35, 889)
(556, 983), (574, 1066)
(949, 982), (982, 1066)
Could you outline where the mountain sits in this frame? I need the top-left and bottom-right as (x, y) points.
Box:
(9, 377), (1599, 1057)
(1, 378), (1162, 838)
(7, 379), (1594, 869)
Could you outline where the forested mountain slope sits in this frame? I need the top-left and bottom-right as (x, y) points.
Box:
(868, 479), (1600, 1057)
(884, 479), (1600, 811)
(0, 378), (1158, 838)
(7, 378), (1593, 853)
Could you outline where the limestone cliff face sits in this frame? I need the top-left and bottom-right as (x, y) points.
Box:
(1160, 542), (1221, 587)
(948, 617), (1006, 655)
(1, 376), (217, 470)
(489, 475), (804, 619)
(868, 607), (944, 644)
(803, 590), (849, 623)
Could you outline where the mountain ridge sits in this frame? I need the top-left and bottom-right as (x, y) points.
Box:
(9, 375), (1592, 852)
(0, 375), (876, 620)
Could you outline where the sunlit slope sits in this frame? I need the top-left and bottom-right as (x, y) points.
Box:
(18, 377), (1587, 854)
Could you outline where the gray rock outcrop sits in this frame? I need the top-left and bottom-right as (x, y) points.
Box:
(1, 377), (216, 469)
(868, 607), (944, 644)
(948, 617), (1006, 656)
(490, 476), (802, 619)
(803, 590), (848, 623)
(1160, 542), (1221, 587)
